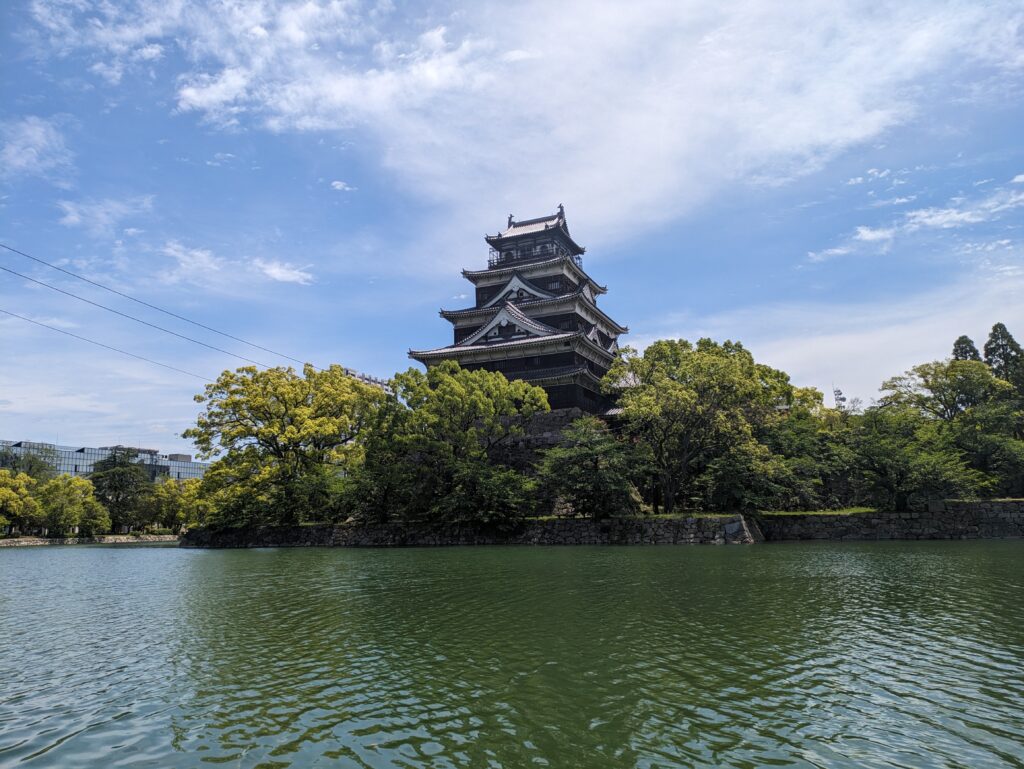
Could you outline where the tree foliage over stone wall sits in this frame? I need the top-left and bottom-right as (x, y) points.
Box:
(172, 320), (1024, 528)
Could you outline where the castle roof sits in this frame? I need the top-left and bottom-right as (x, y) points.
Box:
(485, 205), (585, 255)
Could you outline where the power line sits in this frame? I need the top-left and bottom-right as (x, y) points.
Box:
(0, 241), (311, 368)
(0, 308), (213, 382)
(0, 263), (276, 368)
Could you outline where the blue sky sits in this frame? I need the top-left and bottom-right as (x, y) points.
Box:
(2, 0), (1023, 453)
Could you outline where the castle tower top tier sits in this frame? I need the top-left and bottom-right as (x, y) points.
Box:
(484, 204), (585, 270)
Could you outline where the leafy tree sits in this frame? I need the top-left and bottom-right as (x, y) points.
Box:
(347, 361), (548, 524)
(952, 335), (982, 361)
(852, 407), (984, 511)
(536, 416), (639, 519)
(35, 475), (109, 536)
(0, 470), (42, 533)
(604, 339), (789, 513)
(984, 323), (1023, 383)
(185, 364), (385, 526)
(89, 449), (153, 531)
(0, 446), (56, 480)
(146, 477), (212, 531)
(880, 360), (1012, 422)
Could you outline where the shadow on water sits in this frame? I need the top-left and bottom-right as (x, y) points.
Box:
(1, 542), (1023, 767)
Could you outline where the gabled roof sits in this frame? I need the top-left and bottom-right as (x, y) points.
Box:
(439, 288), (629, 335)
(480, 272), (556, 308)
(458, 302), (562, 347)
(409, 323), (616, 363)
(485, 205), (585, 255)
(410, 331), (580, 359)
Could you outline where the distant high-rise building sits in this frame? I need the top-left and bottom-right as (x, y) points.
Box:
(0, 440), (209, 481)
(410, 206), (627, 411)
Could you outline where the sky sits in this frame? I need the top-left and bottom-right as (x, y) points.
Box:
(2, 0), (1023, 454)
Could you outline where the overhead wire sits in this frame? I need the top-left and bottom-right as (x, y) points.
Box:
(0, 263), (276, 369)
(0, 241), (313, 368)
(0, 307), (213, 382)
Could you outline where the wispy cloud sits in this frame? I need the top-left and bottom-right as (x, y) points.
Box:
(330, 180), (355, 191)
(57, 195), (153, 237)
(161, 240), (223, 283)
(252, 258), (314, 284)
(809, 179), (1024, 262)
(0, 116), (74, 184)
(853, 225), (896, 242)
(637, 267), (1024, 403)
(25, 0), (1024, 260)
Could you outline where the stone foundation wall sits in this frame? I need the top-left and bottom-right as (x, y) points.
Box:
(494, 407), (585, 471)
(0, 534), (179, 548)
(756, 500), (1024, 541)
(180, 515), (759, 548)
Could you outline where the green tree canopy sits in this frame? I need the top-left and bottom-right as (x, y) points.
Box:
(605, 339), (792, 513)
(984, 323), (1023, 383)
(36, 475), (110, 537)
(952, 335), (982, 361)
(880, 359), (1012, 422)
(185, 364), (386, 526)
(0, 470), (42, 532)
(536, 416), (639, 519)
(89, 449), (153, 531)
(146, 478), (212, 531)
(348, 361), (549, 524)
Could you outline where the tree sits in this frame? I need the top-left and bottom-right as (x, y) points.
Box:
(35, 475), (108, 537)
(536, 416), (639, 519)
(604, 339), (789, 513)
(852, 407), (984, 511)
(984, 323), (1023, 383)
(184, 364), (385, 526)
(952, 335), (982, 361)
(347, 361), (548, 524)
(89, 449), (153, 531)
(145, 477), (212, 531)
(880, 359), (1012, 422)
(0, 470), (42, 533)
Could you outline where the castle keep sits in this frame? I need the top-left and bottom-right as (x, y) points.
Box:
(410, 207), (627, 411)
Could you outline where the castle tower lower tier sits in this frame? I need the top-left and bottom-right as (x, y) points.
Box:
(409, 206), (627, 412)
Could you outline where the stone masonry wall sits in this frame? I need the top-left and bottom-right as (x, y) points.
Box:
(0, 534), (179, 548)
(180, 515), (759, 548)
(756, 500), (1024, 541)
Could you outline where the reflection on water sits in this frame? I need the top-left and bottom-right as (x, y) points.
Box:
(1, 542), (1023, 768)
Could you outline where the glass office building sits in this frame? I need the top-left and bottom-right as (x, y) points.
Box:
(1, 440), (209, 481)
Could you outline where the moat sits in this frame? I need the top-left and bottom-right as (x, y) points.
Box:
(2, 542), (1023, 768)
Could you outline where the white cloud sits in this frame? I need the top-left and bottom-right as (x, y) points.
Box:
(26, 0), (1024, 263)
(1011, 174), (1024, 183)
(806, 246), (851, 263)
(810, 180), (1024, 262)
(205, 152), (236, 166)
(161, 240), (223, 283)
(0, 116), (74, 183)
(905, 188), (1024, 230)
(253, 258), (314, 284)
(637, 268), (1024, 403)
(57, 195), (153, 236)
(853, 225), (896, 242)
(330, 180), (355, 191)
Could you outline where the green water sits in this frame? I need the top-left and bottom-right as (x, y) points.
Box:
(1, 543), (1023, 768)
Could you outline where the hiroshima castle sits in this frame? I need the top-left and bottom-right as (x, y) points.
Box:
(410, 206), (627, 412)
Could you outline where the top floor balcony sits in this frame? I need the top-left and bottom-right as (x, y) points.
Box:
(488, 243), (583, 269)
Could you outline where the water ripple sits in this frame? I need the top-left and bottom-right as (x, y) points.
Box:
(1, 542), (1023, 768)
